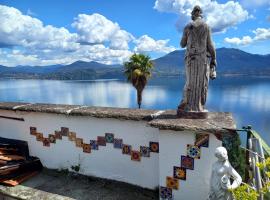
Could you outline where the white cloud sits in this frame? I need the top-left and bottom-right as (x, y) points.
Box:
(134, 35), (176, 53)
(253, 28), (270, 40)
(72, 13), (134, 50)
(224, 36), (252, 45)
(154, 0), (249, 33)
(224, 28), (270, 45)
(0, 5), (79, 51)
(0, 5), (176, 66)
(0, 50), (39, 66)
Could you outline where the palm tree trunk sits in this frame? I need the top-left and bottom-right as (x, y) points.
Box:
(137, 89), (142, 109)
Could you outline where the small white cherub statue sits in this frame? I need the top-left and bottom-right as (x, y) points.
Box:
(208, 146), (242, 200)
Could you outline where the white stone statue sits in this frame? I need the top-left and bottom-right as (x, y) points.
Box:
(208, 147), (242, 200)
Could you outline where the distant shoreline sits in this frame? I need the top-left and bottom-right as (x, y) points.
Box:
(1, 73), (270, 81)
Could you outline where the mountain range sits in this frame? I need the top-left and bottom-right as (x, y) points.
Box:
(0, 48), (270, 80)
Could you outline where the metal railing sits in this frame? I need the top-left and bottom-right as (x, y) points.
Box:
(237, 126), (270, 200)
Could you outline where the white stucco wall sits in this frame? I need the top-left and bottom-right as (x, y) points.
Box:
(159, 129), (222, 200)
(0, 110), (159, 189)
(0, 108), (224, 199)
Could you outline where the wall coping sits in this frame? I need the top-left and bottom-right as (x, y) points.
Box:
(0, 102), (236, 134)
(149, 110), (236, 134)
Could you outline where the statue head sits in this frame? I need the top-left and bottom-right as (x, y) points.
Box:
(191, 5), (203, 20)
(214, 146), (228, 162)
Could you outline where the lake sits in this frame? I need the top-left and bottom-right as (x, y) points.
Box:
(0, 77), (269, 145)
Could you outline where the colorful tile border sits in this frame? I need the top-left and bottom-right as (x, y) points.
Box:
(173, 166), (186, 180)
(186, 144), (201, 159)
(166, 176), (179, 190)
(149, 142), (159, 153)
(83, 143), (91, 153)
(48, 134), (56, 143)
(68, 132), (76, 141)
(61, 127), (69, 136)
(29, 127), (159, 163)
(181, 155), (194, 170)
(160, 133), (210, 199)
(113, 138), (123, 149)
(30, 127), (37, 135)
(105, 133), (114, 143)
(195, 134), (209, 148)
(140, 146), (150, 157)
(97, 136), (106, 146)
(76, 138), (83, 148)
(122, 144), (132, 155)
(160, 186), (172, 199)
(131, 150), (141, 161)
(90, 140), (99, 150)
(55, 131), (62, 140)
(43, 138), (50, 147)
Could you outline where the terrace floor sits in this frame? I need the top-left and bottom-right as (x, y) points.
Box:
(0, 168), (158, 200)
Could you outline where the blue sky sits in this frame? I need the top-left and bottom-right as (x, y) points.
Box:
(0, 0), (269, 66)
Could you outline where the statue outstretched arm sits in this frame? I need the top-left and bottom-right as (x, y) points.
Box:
(180, 26), (188, 48)
(229, 167), (242, 190)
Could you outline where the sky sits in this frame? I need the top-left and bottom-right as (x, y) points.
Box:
(0, 0), (269, 67)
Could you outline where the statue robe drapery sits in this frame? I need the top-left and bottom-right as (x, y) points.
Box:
(180, 18), (216, 112)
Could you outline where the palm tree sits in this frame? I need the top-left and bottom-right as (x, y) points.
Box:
(124, 53), (153, 109)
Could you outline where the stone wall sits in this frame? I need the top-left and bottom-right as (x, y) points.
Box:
(0, 102), (236, 199)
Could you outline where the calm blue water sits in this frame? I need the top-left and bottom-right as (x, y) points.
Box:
(0, 77), (269, 145)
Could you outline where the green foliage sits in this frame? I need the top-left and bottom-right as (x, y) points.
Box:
(71, 164), (81, 173)
(231, 157), (270, 200)
(231, 184), (258, 200)
(58, 168), (69, 175)
(124, 53), (154, 108)
(124, 53), (153, 82)
(223, 134), (245, 178)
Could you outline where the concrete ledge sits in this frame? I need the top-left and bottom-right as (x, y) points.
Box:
(0, 102), (157, 121)
(69, 106), (157, 121)
(149, 110), (236, 134)
(0, 102), (236, 134)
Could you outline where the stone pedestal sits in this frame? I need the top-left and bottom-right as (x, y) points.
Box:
(177, 109), (208, 119)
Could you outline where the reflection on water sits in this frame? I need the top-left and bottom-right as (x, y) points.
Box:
(0, 77), (269, 144)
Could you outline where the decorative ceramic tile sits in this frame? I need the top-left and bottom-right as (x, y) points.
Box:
(149, 142), (159, 153)
(54, 131), (62, 140)
(105, 133), (114, 143)
(90, 140), (99, 150)
(187, 144), (201, 159)
(195, 134), (209, 148)
(97, 136), (106, 146)
(160, 186), (172, 199)
(43, 138), (50, 147)
(75, 138), (83, 148)
(131, 150), (141, 161)
(48, 134), (56, 143)
(83, 143), (91, 153)
(68, 131), (76, 141)
(166, 176), (179, 190)
(173, 166), (186, 180)
(113, 138), (123, 149)
(140, 146), (150, 157)
(61, 127), (69, 136)
(122, 144), (131, 155)
(181, 155), (194, 170)
(30, 127), (37, 135)
(36, 132), (43, 142)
